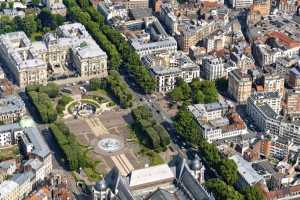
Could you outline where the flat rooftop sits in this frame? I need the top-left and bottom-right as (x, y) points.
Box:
(230, 154), (263, 186)
(128, 164), (175, 189)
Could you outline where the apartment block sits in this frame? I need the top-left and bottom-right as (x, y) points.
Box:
(142, 51), (200, 93)
(0, 95), (26, 124)
(189, 101), (247, 142)
(202, 55), (225, 80)
(263, 74), (285, 97)
(228, 69), (252, 103)
(284, 89), (300, 115)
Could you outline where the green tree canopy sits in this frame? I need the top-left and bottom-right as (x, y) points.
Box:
(241, 186), (265, 200)
(205, 179), (244, 200)
(217, 159), (239, 185)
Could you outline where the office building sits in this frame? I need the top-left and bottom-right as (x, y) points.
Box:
(228, 69), (252, 103)
(0, 180), (19, 200)
(125, 17), (177, 57)
(159, 4), (178, 34)
(249, 0), (270, 16)
(0, 122), (52, 200)
(43, 0), (66, 16)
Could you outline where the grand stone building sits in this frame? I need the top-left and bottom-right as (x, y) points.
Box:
(0, 23), (108, 88)
(93, 155), (214, 200)
(0, 32), (48, 88)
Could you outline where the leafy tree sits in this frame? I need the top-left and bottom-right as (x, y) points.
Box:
(174, 106), (202, 144)
(132, 106), (170, 150)
(8, 2), (13, 9)
(241, 186), (264, 200)
(27, 90), (57, 123)
(169, 87), (183, 102)
(199, 142), (220, 166)
(0, 16), (16, 34)
(56, 95), (73, 114)
(39, 83), (59, 98)
(38, 8), (64, 30)
(217, 159), (239, 185)
(53, 14), (65, 27)
(19, 15), (38, 36)
(0, 2), (6, 10)
(89, 78), (102, 91)
(205, 179), (244, 200)
(190, 78), (201, 90)
(31, 0), (40, 7)
(193, 90), (205, 104)
(105, 70), (133, 108)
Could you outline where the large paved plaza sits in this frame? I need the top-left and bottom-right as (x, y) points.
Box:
(64, 109), (146, 176)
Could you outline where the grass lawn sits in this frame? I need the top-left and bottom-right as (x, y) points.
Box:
(31, 32), (43, 41)
(83, 167), (102, 182)
(0, 145), (20, 162)
(148, 151), (164, 166)
(139, 146), (164, 166)
(88, 89), (109, 97)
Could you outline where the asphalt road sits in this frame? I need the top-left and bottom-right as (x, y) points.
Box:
(121, 73), (189, 155)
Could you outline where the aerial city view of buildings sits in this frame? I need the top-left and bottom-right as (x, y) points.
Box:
(1, 0), (300, 198)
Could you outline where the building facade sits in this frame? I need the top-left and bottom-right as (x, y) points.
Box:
(189, 101), (248, 142)
(0, 23), (108, 88)
(92, 156), (213, 200)
(202, 55), (225, 80)
(0, 96), (25, 125)
(142, 51), (200, 93)
(0, 32), (48, 88)
(228, 69), (252, 103)
(263, 74), (285, 97)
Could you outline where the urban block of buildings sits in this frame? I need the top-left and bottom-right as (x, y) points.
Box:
(247, 91), (300, 145)
(0, 23), (108, 88)
(121, 16), (177, 57)
(0, 122), (53, 200)
(188, 100), (248, 142)
(141, 51), (200, 93)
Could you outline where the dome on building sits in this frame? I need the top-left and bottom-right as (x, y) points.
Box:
(95, 180), (107, 191)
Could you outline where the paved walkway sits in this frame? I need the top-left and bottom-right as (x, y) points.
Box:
(85, 117), (109, 136)
(110, 153), (134, 176)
